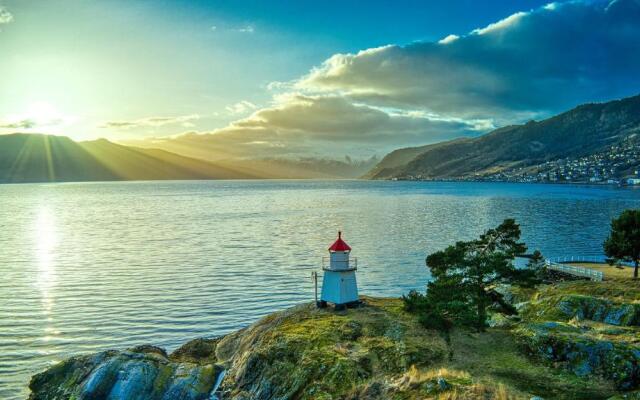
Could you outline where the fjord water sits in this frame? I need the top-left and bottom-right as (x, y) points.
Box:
(1, 180), (640, 398)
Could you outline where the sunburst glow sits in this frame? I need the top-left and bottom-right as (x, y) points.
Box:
(2, 101), (76, 134)
(25, 102), (61, 125)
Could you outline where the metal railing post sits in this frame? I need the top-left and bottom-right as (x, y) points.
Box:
(312, 272), (318, 303)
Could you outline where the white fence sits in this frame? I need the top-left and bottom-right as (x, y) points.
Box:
(548, 256), (633, 266)
(544, 260), (604, 282)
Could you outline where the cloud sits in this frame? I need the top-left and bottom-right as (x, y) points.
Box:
(471, 11), (526, 35)
(226, 100), (258, 115)
(209, 23), (255, 34)
(296, 0), (640, 123)
(0, 105), (69, 130)
(226, 94), (480, 143)
(0, 6), (13, 25)
(438, 34), (459, 44)
(236, 25), (254, 33)
(0, 119), (36, 129)
(101, 114), (200, 129)
(138, 94), (483, 159)
(144, 0), (640, 160)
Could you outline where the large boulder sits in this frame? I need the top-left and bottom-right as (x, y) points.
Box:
(29, 344), (223, 400)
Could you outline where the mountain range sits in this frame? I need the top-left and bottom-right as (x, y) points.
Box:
(365, 94), (640, 180)
(0, 133), (376, 183)
(2, 94), (640, 184)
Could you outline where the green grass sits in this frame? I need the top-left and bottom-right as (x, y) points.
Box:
(214, 294), (624, 399)
(566, 263), (637, 281)
(535, 279), (640, 303)
(444, 328), (616, 399)
(33, 280), (639, 400)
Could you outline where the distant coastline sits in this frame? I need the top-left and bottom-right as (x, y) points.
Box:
(2, 176), (640, 187)
(382, 176), (640, 188)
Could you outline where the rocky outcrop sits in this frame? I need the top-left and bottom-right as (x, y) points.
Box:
(517, 322), (640, 390)
(608, 390), (640, 399)
(28, 298), (452, 400)
(29, 344), (223, 400)
(28, 285), (640, 400)
(514, 287), (640, 391)
(523, 294), (640, 326)
(214, 298), (448, 399)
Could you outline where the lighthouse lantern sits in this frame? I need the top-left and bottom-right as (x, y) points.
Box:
(318, 231), (360, 309)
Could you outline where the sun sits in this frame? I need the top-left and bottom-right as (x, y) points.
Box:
(2, 101), (70, 130)
(26, 101), (62, 125)
(0, 100), (90, 141)
(0, 100), (79, 135)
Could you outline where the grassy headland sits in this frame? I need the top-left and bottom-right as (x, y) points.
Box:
(29, 278), (640, 399)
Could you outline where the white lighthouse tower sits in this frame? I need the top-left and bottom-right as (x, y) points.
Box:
(318, 231), (359, 310)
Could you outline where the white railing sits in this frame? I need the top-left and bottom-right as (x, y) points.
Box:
(544, 260), (604, 282)
(547, 256), (633, 266)
(321, 257), (358, 271)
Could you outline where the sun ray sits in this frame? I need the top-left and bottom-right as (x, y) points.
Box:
(43, 135), (56, 181)
(7, 136), (33, 181)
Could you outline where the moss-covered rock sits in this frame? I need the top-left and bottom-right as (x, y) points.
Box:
(608, 390), (640, 399)
(215, 297), (447, 399)
(28, 344), (223, 400)
(516, 320), (640, 390)
(29, 350), (117, 400)
(523, 294), (640, 326)
(29, 283), (639, 400)
(345, 366), (525, 400)
(170, 338), (220, 364)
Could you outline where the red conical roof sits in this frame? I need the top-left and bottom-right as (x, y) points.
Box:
(328, 231), (351, 252)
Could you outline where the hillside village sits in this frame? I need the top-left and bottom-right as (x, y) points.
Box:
(480, 138), (640, 185)
(398, 137), (640, 185)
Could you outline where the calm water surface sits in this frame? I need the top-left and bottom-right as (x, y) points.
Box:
(1, 180), (640, 398)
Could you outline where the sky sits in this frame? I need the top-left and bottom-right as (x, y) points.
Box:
(1, 0), (640, 159)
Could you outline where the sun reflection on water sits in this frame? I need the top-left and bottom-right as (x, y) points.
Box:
(35, 207), (57, 314)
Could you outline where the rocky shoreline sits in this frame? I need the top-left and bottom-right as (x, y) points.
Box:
(29, 280), (640, 400)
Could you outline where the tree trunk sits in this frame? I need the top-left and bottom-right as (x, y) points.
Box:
(476, 302), (483, 332)
(476, 287), (486, 332)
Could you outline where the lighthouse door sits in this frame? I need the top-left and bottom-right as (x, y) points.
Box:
(340, 273), (358, 303)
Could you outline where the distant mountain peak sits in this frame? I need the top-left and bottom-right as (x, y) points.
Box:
(366, 93), (640, 180)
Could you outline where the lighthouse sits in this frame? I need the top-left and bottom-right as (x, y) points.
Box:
(318, 231), (359, 310)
